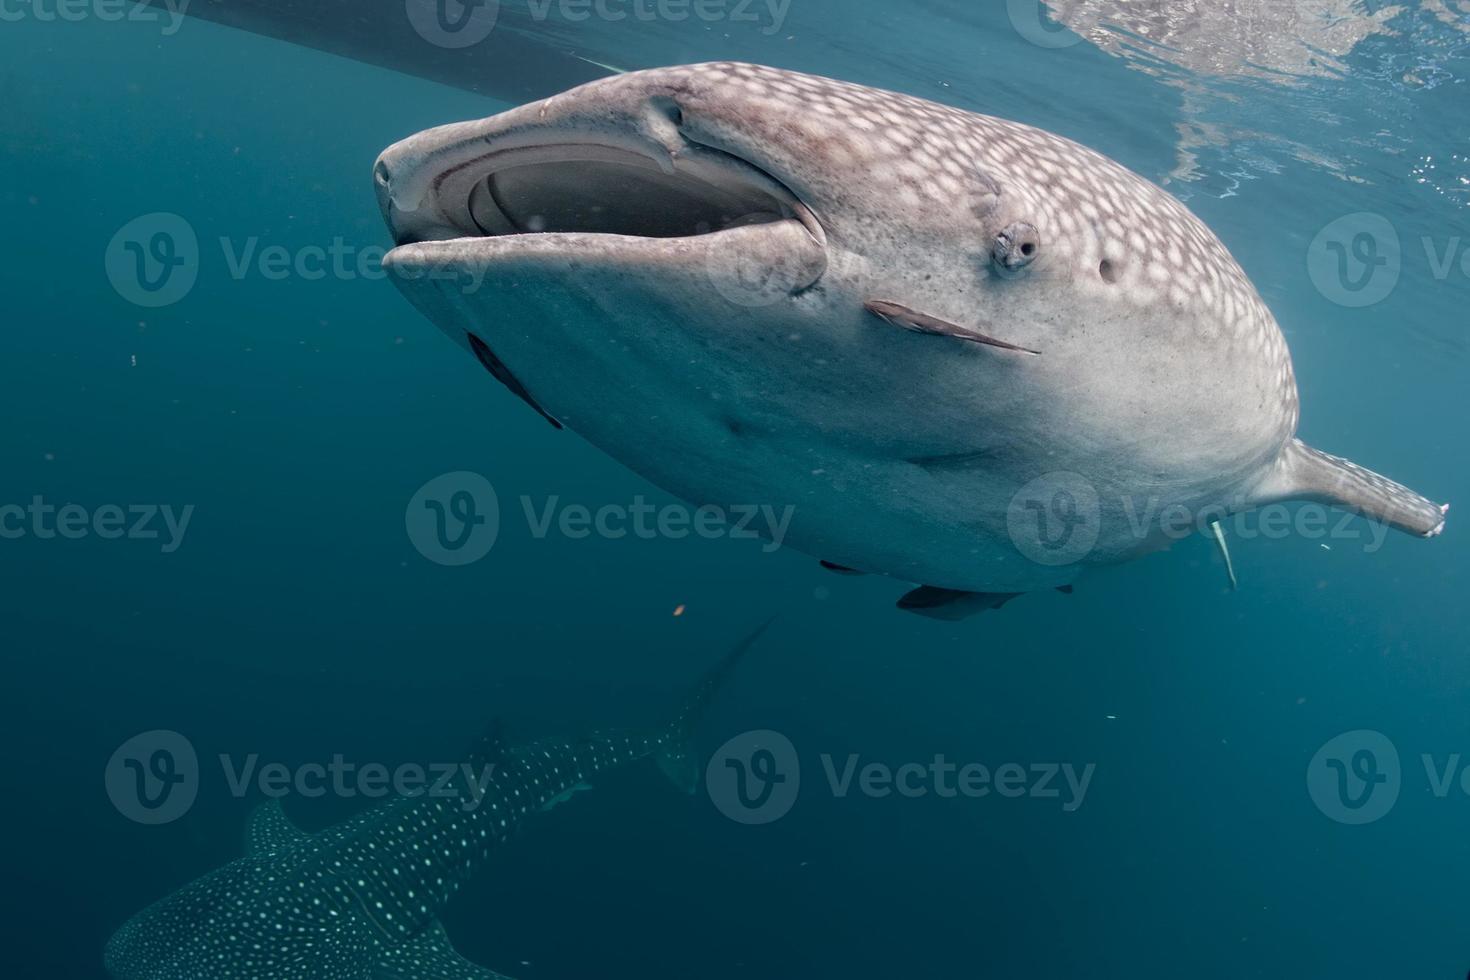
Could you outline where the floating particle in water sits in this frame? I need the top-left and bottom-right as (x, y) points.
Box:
(672, 604), (686, 617)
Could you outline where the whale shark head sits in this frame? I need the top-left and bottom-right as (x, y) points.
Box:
(373, 63), (1083, 476)
(376, 62), (1444, 597)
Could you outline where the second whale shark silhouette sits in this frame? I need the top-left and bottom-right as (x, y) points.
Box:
(104, 623), (766, 980)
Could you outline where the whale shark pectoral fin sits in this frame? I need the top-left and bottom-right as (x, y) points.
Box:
(820, 560), (866, 576)
(897, 586), (1023, 620)
(864, 300), (1041, 356)
(1252, 439), (1449, 539)
(540, 781), (594, 812)
(373, 921), (517, 980)
(244, 800), (309, 856)
(465, 331), (564, 430)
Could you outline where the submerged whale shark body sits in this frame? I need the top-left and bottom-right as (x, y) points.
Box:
(103, 626), (762, 980)
(373, 62), (1447, 617)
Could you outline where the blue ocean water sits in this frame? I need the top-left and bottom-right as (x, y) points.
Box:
(2, 2), (1468, 978)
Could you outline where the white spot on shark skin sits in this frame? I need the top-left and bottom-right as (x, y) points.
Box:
(373, 63), (1447, 605)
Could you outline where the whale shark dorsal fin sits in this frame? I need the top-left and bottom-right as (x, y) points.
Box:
(244, 800), (309, 856)
(468, 717), (509, 773)
(372, 921), (517, 980)
(654, 618), (773, 793)
(1252, 439), (1448, 539)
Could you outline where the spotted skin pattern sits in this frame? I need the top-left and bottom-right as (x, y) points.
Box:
(104, 631), (758, 980)
(104, 733), (662, 980)
(656, 63), (1300, 433)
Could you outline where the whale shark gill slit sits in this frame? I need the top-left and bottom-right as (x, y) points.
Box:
(865, 299), (1041, 356)
(465, 332), (564, 430)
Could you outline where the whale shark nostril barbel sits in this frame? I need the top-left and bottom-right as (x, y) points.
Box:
(102, 622), (768, 980)
(374, 62), (1447, 619)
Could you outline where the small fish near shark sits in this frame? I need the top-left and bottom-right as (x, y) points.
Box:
(103, 623), (767, 980)
(374, 62), (1448, 620)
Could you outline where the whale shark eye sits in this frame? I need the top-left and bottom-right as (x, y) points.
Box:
(993, 222), (1040, 271)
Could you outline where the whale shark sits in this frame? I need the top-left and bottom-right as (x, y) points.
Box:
(103, 623), (764, 980)
(371, 62), (1447, 617)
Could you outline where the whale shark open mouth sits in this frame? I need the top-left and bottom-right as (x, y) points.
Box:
(379, 137), (826, 250)
(468, 144), (818, 242)
(376, 123), (831, 431)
